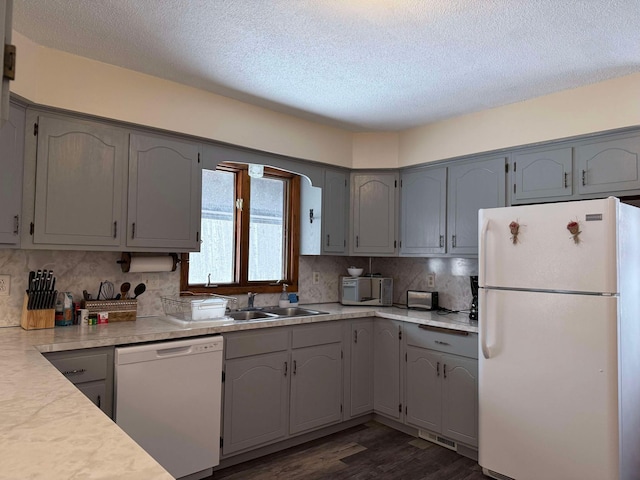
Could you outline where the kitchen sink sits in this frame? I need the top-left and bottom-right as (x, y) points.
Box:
(227, 310), (279, 321)
(260, 307), (328, 317)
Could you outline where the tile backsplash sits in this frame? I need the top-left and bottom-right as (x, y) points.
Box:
(0, 249), (477, 327)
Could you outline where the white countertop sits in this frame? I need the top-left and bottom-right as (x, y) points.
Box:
(0, 303), (477, 479)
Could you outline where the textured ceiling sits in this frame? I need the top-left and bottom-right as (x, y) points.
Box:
(12, 0), (640, 131)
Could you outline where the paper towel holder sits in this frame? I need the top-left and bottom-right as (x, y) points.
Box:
(117, 252), (180, 273)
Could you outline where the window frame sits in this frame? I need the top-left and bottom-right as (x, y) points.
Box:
(180, 162), (300, 295)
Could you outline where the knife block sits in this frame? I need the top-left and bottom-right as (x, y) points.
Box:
(20, 294), (55, 330)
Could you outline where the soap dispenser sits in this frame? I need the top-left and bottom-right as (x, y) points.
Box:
(279, 283), (289, 308)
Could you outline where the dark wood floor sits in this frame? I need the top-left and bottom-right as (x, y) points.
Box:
(212, 422), (488, 480)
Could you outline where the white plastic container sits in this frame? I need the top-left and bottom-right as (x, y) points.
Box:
(161, 296), (228, 321)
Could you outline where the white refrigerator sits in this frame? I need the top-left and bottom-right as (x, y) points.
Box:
(478, 197), (640, 480)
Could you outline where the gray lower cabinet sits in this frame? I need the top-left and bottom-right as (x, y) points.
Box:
(576, 133), (640, 195)
(404, 324), (478, 447)
(290, 342), (343, 434)
(223, 351), (289, 455)
(405, 346), (441, 432)
(447, 156), (506, 255)
(32, 114), (127, 247)
(44, 347), (114, 418)
(512, 147), (573, 202)
(373, 319), (402, 420)
(345, 319), (374, 418)
(127, 133), (202, 250)
(0, 103), (24, 246)
(222, 323), (343, 457)
(400, 166), (447, 255)
(351, 172), (398, 255)
(322, 169), (349, 254)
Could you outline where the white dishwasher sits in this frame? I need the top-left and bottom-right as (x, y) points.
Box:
(115, 336), (223, 479)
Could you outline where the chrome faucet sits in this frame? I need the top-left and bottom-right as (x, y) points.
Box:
(247, 292), (257, 309)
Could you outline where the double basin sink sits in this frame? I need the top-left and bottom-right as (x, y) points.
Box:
(227, 306), (327, 321)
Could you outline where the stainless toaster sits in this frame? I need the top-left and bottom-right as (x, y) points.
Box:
(407, 290), (438, 310)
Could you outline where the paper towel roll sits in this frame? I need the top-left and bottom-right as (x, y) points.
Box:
(122, 255), (177, 273)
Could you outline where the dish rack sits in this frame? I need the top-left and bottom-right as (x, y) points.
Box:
(161, 295), (234, 321)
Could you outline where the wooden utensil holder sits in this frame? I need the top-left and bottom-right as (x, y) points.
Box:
(20, 294), (55, 330)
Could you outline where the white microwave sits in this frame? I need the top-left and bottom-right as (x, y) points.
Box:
(340, 276), (393, 306)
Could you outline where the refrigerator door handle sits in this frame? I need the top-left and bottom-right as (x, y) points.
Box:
(479, 218), (490, 287)
(479, 287), (493, 359)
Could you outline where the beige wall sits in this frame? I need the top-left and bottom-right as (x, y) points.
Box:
(399, 73), (640, 167)
(11, 32), (353, 168)
(12, 31), (640, 170)
(352, 132), (399, 169)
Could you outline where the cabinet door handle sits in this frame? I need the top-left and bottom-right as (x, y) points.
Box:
(284, 361), (288, 377)
(582, 170), (587, 186)
(13, 215), (19, 235)
(61, 368), (86, 377)
(293, 360), (297, 375)
(564, 172), (569, 188)
(354, 330), (358, 344)
(356, 235), (359, 248)
(131, 222), (136, 239)
(97, 395), (101, 408)
(309, 209), (314, 224)
(443, 364), (447, 379)
(439, 235), (444, 248)
(326, 234), (330, 246)
(434, 340), (451, 346)
(452, 235), (456, 248)
(436, 361), (440, 377)
(113, 221), (118, 238)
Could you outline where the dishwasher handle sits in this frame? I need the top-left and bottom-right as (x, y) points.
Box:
(156, 345), (192, 357)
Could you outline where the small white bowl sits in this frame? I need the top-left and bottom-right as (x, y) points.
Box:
(347, 267), (364, 277)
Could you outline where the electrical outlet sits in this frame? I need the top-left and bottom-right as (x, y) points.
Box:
(0, 275), (10, 296)
(426, 273), (435, 288)
(312, 272), (320, 285)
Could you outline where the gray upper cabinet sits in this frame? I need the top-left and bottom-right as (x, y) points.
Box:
(127, 133), (202, 250)
(512, 147), (573, 202)
(346, 319), (374, 418)
(322, 169), (348, 254)
(299, 176), (322, 255)
(0, 103), (24, 246)
(576, 133), (640, 195)
(374, 319), (402, 420)
(351, 172), (398, 255)
(33, 115), (126, 247)
(448, 157), (506, 255)
(0, 0), (13, 127)
(400, 167), (447, 255)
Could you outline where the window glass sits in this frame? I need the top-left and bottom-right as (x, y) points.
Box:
(189, 169), (235, 284)
(248, 176), (285, 281)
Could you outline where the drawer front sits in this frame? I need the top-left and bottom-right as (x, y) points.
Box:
(47, 353), (109, 384)
(406, 324), (478, 359)
(225, 328), (290, 359)
(292, 322), (342, 349)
